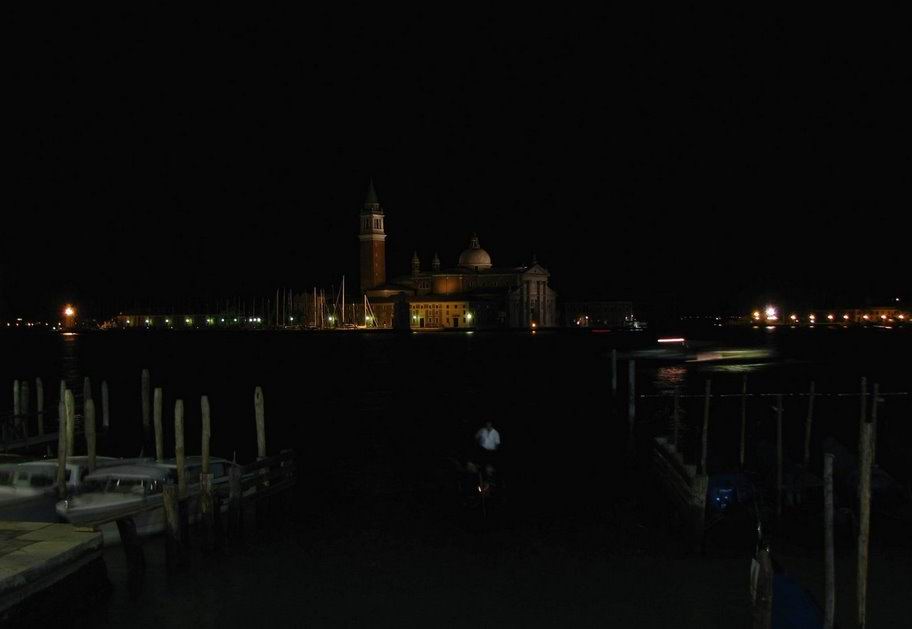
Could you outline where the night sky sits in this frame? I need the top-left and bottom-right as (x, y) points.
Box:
(4, 8), (908, 321)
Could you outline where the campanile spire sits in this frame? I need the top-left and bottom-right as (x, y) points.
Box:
(359, 179), (387, 292)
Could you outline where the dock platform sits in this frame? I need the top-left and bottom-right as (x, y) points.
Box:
(0, 521), (104, 619)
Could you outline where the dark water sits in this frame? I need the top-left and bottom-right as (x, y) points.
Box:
(2, 327), (911, 627)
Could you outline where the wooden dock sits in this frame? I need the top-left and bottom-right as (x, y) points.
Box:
(0, 521), (103, 620)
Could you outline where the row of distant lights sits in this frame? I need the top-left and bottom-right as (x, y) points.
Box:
(5, 319), (54, 328)
(127, 317), (270, 326)
(752, 308), (905, 323)
(127, 315), (307, 327)
(410, 313), (473, 321)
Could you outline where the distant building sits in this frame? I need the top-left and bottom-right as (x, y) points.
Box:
(360, 184), (558, 328)
(562, 301), (634, 328)
(841, 307), (908, 324)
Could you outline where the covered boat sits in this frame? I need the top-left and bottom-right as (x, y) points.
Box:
(56, 456), (232, 544)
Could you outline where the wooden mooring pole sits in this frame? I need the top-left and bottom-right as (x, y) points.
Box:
(700, 379), (711, 475)
(627, 361), (635, 456)
(201, 396), (211, 474)
(162, 483), (181, 570)
(611, 349), (617, 396)
(36, 377), (44, 436)
(870, 383), (879, 466)
(776, 394), (783, 518)
(200, 395), (214, 548)
(672, 387), (680, 448)
(56, 398), (67, 497)
(65, 389), (76, 457)
(85, 398), (97, 472)
(857, 381), (876, 629)
(175, 399), (186, 498)
(228, 464), (243, 540)
(141, 369), (151, 439)
(116, 516), (146, 590)
(12, 380), (20, 429)
(20, 380), (30, 440)
(753, 546), (773, 629)
(254, 386), (267, 530)
(83, 376), (92, 410)
(740, 375), (747, 469)
(153, 387), (164, 462)
(803, 381), (816, 467)
(823, 452), (835, 629)
(101, 380), (110, 431)
(255, 386), (266, 460)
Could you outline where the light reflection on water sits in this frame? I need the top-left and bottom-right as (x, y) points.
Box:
(60, 332), (83, 395)
(700, 362), (775, 374)
(653, 366), (686, 393)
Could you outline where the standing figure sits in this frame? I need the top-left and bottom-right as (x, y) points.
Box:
(474, 420), (501, 471)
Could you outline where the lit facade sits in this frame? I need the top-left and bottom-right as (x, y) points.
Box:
(359, 185), (558, 328)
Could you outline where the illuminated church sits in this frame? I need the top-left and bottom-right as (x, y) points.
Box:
(359, 182), (557, 328)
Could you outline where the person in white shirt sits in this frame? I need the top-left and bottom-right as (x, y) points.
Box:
(474, 421), (501, 471)
(476, 421), (501, 452)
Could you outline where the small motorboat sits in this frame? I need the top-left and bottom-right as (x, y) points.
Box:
(0, 456), (133, 522)
(56, 456), (233, 544)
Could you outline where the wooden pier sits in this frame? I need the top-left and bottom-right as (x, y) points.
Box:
(2, 370), (299, 621)
(620, 359), (908, 629)
(0, 521), (103, 621)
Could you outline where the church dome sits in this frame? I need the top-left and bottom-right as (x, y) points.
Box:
(458, 234), (492, 270)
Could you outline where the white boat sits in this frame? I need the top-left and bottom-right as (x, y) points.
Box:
(56, 456), (232, 544)
(0, 456), (135, 522)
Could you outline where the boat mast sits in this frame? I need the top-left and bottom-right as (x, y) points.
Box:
(342, 275), (345, 325)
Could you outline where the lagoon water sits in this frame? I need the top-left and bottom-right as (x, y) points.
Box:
(2, 326), (910, 627)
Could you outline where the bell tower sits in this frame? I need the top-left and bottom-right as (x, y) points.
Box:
(359, 179), (386, 293)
